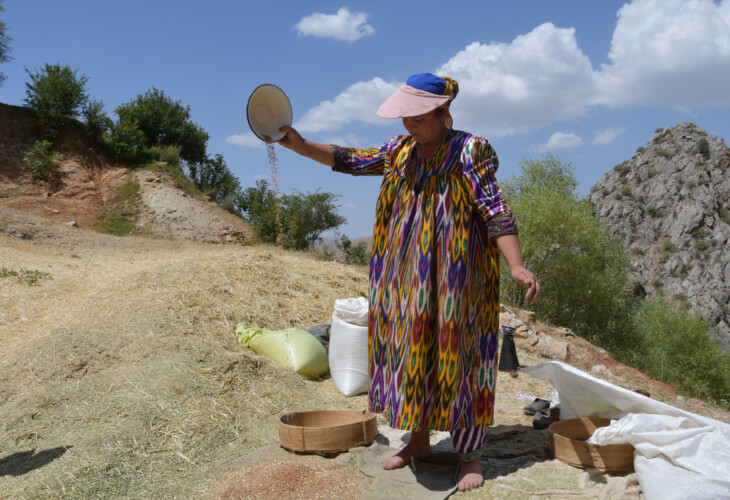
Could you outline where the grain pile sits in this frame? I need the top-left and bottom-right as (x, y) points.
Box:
(218, 458), (362, 500)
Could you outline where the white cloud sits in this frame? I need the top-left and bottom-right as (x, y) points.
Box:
(342, 202), (357, 211)
(294, 8), (375, 42)
(225, 132), (265, 148)
(295, 77), (398, 133)
(437, 23), (597, 137)
(592, 128), (623, 145)
(290, 0), (730, 138)
(597, 0), (730, 108)
(540, 132), (584, 151)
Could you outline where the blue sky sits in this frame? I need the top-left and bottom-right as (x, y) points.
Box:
(2, 0), (730, 238)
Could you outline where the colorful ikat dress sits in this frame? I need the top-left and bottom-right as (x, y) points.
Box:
(332, 129), (516, 432)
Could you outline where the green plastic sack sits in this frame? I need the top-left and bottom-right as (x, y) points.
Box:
(235, 324), (329, 379)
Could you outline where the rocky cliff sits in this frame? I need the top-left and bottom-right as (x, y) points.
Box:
(588, 122), (730, 350)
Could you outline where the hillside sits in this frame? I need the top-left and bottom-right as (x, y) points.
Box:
(0, 102), (253, 244)
(2, 105), (729, 498)
(588, 122), (730, 350)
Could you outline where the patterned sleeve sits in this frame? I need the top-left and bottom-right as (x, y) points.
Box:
(331, 137), (401, 176)
(461, 136), (518, 238)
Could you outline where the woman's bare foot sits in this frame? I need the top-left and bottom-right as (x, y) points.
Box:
(382, 430), (432, 469)
(456, 457), (484, 491)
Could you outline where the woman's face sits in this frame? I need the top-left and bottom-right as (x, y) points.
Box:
(402, 110), (446, 145)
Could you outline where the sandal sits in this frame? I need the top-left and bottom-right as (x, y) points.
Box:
(533, 407), (560, 430)
(523, 398), (551, 415)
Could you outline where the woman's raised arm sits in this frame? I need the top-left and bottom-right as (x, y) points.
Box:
(276, 125), (335, 167)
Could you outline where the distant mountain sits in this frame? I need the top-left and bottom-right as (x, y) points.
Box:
(588, 122), (730, 350)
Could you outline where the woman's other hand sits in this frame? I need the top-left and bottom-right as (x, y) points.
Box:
(510, 265), (540, 304)
(495, 234), (540, 304)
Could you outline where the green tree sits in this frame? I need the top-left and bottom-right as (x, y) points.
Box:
(107, 118), (153, 166)
(239, 179), (346, 250)
(0, 0), (12, 86)
(505, 152), (578, 200)
(193, 154), (242, 210)
(501, 154), (634, 347)
(238, 179), (278, 242)
(115, 88), (209, 167)
(23, 63), (89, 138)
(82, 98), (113, 140)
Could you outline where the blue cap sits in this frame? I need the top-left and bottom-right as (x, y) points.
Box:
(405, 73), (446, 95)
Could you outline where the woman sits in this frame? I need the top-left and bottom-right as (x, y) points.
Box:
(278, 73), (539, 492)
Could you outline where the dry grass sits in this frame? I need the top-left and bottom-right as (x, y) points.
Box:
(0, 217), (370, 498)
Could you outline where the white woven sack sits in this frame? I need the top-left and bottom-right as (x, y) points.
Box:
(329, 312), (369, 397)
(333, 297), (368, 326)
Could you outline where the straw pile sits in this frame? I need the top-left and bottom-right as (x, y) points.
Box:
(0, 213), (370, 498)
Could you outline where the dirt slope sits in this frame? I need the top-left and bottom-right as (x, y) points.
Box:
(132, 170), (253, 244)
(0, 102), (253, 244)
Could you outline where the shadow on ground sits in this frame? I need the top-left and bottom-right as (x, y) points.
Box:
(0, 446), (72, 476)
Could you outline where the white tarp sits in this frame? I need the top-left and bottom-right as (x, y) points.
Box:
(522, 361), (730, 500)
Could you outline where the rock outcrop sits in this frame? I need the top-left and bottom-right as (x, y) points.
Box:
(588, 122), (730, 350)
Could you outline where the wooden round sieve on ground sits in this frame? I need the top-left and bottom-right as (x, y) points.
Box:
(548, 417), (635, 471)
(279, 410), (378, 453)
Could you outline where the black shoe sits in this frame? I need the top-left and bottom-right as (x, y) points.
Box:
(533, 407), (560, 430)
(523, 398), (551, 415)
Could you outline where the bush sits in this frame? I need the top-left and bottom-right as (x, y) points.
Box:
(697, 137), (711, 160)
(23, 63), (89, 138)
(23, 140), (58, 181)
(238, 179), (346, 250)
(613, 163), (630, 176)
(158, 145), (181, 167)
(314, 245), (337, 262)
(501, 154), (634, 348)
(626, 297), (730, 406)
(646, 206), (662, 217)
(653, 129), (671, 144)
(335, 233), (370, 266)
(663, 240), (677, 253)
